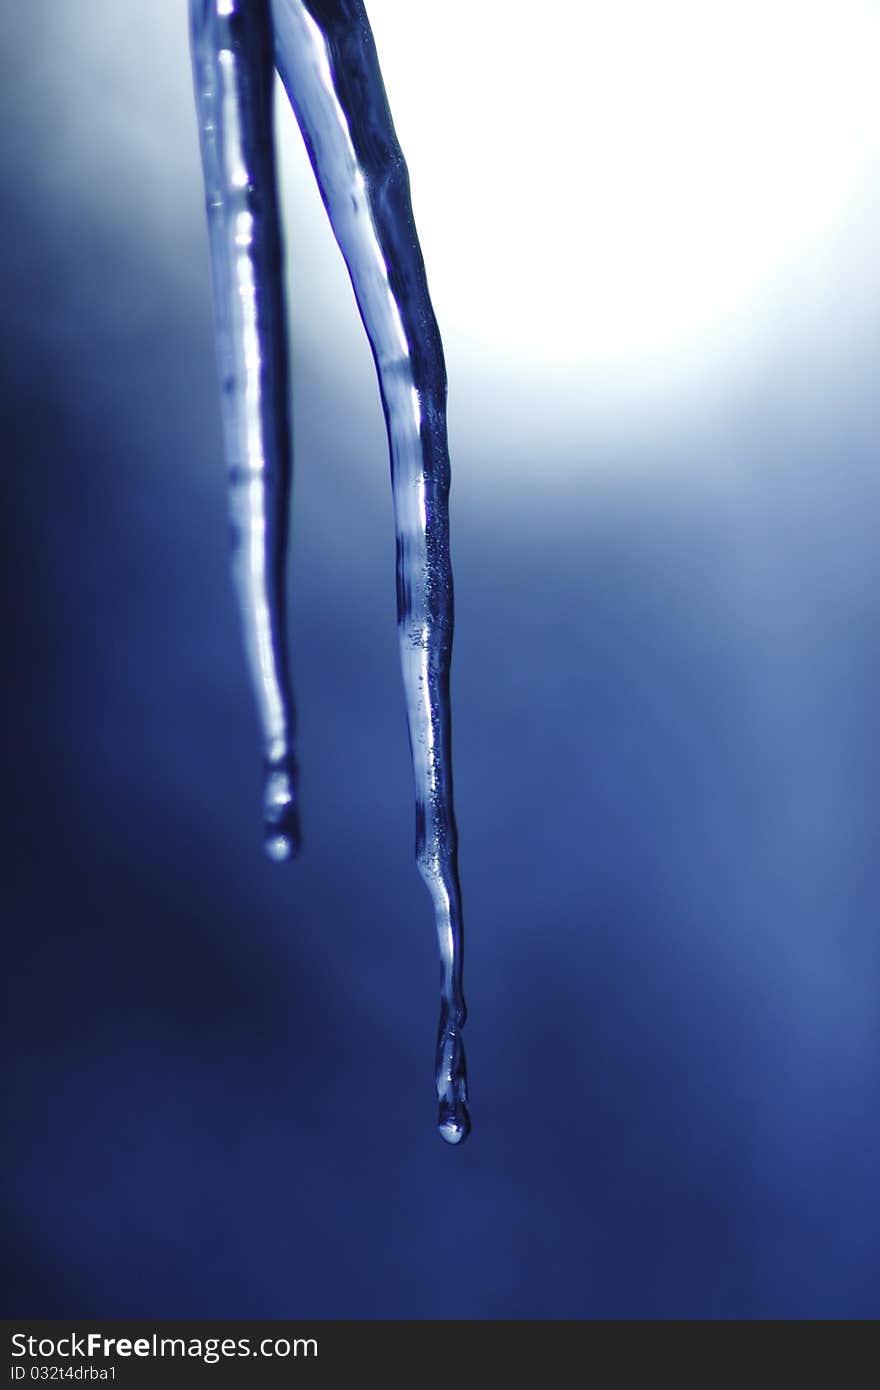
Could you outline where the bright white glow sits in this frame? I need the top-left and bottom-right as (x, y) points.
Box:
(46, 0), (880, 438)
(234, 210), (254, 247)
(363, 0), (880, 370)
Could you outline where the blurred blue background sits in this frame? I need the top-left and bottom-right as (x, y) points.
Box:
(3, 1), (880, 1318)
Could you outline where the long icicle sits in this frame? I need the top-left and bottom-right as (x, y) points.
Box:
(271, 0), (468, 1142)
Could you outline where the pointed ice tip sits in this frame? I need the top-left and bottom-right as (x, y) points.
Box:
(262, 764), (300, 861)
(438, 1100), (471, 1146)
(264, 831), (296, 863)
(263, 809), (301, 861)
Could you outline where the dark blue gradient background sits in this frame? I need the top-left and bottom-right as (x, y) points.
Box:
(3, 3), (880, 1318)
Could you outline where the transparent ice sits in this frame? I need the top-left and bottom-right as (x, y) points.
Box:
(189, 0), (469, 1143)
